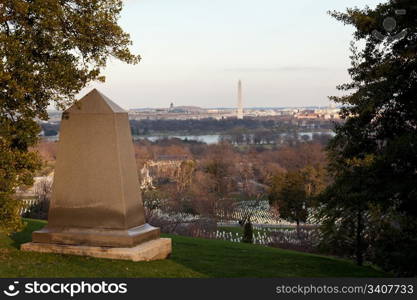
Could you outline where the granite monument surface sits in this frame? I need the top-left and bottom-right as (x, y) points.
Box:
(21, 89), (171, 261)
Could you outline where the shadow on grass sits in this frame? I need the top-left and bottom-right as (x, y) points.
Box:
(164, 233), (387, 278)
(11, 219), (46, 249)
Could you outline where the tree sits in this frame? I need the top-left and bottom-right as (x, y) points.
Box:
(242, 221), (253, 244)
(204, 142), (237, 198)
(320, 0), (417, 273)
(269, 171), (307, 233)
(300, 165), (327, 207)
(235, 162), (265, 234)
(173, 160), (196, 194)
(317, 158), (373, 266)
(269, 166), (326, 233)
(0, 0), (139, 234)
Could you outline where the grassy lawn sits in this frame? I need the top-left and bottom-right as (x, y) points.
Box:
(0, 219), (387, 278)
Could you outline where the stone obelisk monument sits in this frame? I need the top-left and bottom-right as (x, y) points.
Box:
(22, 89), (171, 261)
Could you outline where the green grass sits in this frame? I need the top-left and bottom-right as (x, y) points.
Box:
(0, 219), (387, 278)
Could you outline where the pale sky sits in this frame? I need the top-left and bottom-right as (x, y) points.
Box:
(82, 0), (383, 109)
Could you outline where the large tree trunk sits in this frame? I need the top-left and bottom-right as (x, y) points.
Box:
(356, 210), (364, 266)
(296, 219), (300, 238)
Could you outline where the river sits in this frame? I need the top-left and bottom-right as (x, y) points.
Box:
(43, 132), (335, 144)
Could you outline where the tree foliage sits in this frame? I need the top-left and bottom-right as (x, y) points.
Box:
(0, 0), (139, 234)
(269, 166), (326, 232)
(242, 221), (253, 244)
(320, 0), (417, 274)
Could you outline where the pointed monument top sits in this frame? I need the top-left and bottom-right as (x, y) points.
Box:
(66, 89), (126, 114)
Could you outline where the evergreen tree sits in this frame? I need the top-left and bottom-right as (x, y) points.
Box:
(242, 221), (253, 244)
(0, 0), (139, 234)
(320, 0), (417, 274)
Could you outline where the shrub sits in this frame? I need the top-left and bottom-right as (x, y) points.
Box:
(242, 222), (253, 244)
(0, 196), (24, 235)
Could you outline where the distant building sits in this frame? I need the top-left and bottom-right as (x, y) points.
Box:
(169, 106), (205, 114)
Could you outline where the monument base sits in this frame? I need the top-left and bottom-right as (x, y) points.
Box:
(32, 223), (160, 248)
(21, 238), (172, 262)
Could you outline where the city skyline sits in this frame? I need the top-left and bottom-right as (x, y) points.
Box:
(78, 0), (382, 109)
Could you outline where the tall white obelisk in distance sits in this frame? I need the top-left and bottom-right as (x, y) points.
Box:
(237, 80), (244, 119)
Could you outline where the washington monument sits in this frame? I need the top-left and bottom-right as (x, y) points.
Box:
(237, 80), (244, 119)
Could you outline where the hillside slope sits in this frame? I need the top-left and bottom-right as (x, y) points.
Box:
(0, 219), (385, 278)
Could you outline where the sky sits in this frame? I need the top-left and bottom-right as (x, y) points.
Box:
(83, 0), (383, 109)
